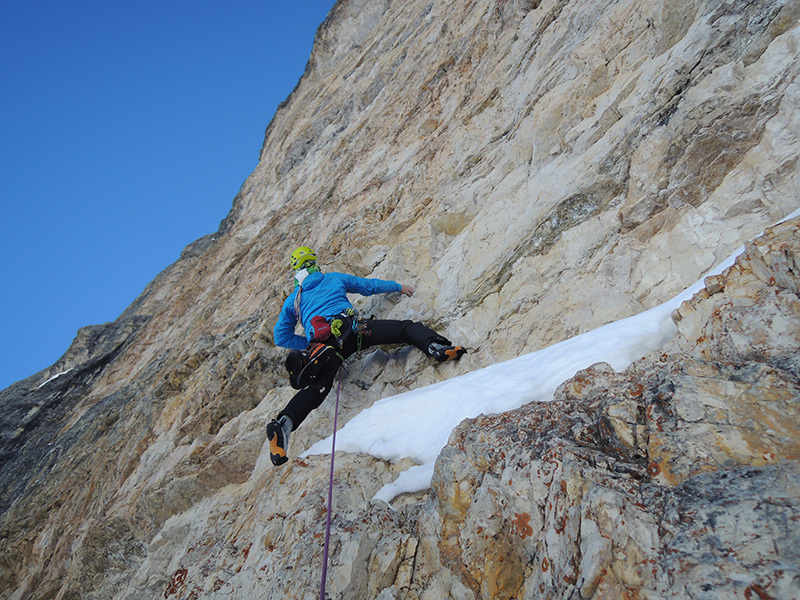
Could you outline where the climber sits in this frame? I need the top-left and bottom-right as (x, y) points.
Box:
(267, 246), (466, 466)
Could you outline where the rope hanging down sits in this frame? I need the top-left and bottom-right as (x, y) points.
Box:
(319, 365), (345, 600)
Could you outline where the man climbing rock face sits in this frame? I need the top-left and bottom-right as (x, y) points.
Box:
(267, 246), (466, 465)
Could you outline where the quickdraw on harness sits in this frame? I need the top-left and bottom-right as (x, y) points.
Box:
(326, 308), (369, 352)
(309, 308), (368, 351)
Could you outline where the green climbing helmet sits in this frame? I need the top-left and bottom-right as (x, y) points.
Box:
(290, 246), (318, 271)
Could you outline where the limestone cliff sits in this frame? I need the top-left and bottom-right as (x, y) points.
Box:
(1, 0), (799, 599)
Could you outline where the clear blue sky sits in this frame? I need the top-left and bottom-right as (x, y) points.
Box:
(0, 1), (337, 389)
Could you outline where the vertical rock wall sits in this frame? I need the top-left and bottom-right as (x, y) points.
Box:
(433, 217), (800, 599)
(1, 0), (799, 598)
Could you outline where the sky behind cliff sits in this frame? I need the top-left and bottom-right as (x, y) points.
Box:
(0, 1), (337, 389)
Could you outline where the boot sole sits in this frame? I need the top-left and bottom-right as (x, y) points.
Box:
(437, 346), (466, 362)
(267, 422), (288, 466)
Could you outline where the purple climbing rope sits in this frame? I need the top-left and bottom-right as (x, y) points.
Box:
(319, 366), (345, 600)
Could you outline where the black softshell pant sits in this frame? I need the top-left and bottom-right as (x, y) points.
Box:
(279, 319), (449, 429)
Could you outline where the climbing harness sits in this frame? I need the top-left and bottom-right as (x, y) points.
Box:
(328, 308), (369, 351)
(319, 365), (345, 600)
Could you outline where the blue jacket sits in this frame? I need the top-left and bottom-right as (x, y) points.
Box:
(273, 271), (402, 349)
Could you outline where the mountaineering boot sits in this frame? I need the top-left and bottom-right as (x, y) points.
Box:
(294, 343), (338, 389)
(428, 342), (467, 362)
(267, 415), (293, 466)
(286, 343), (338, 389)
(285, 349), (306, 389)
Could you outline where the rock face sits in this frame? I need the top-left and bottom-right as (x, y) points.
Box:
(433, 217), (800, 599)
(1, 1), (799, 599)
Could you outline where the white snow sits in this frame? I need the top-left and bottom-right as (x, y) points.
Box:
(36, 368), (74, 389)
(304, 210), (800, 505)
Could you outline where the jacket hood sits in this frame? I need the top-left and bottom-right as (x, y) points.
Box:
(294, 270), (324, 290)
